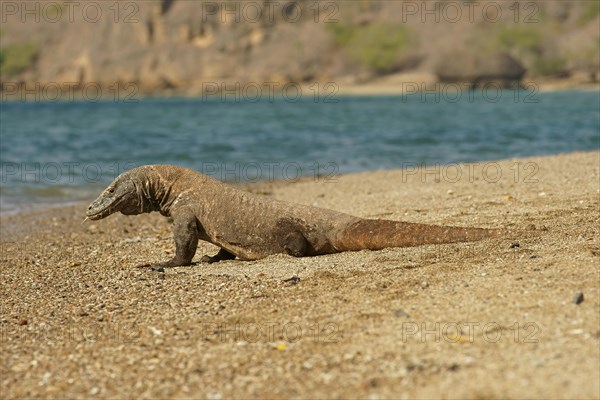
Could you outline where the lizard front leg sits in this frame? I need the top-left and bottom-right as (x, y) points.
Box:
(141, 209), (199, 271)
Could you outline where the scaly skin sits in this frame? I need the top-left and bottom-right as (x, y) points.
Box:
(86, 165), (506, 269)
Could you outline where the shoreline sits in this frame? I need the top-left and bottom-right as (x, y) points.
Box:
(1, 76), (598, 102)
(1, 150), (598, 219)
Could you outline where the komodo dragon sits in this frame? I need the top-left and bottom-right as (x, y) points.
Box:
(86, 165), (504, 269)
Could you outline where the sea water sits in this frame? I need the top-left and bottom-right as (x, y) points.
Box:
(0, 89), (598, 214)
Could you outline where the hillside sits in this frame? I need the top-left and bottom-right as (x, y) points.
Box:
(1, 0), (599, 95)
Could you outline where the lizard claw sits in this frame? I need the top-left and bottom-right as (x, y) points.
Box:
(135, 263), (165, 272)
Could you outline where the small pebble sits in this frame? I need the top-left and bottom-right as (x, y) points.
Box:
(18, 319), (27, 326)
(420, 281), (429, 289)
(573, 292), (584, 305)
(282, 276), (300, 285)
(447, 363), (460, 372)
(149, 326), (163, 336)
(510, 242), (520, 249)
(394, 309), (409, 317)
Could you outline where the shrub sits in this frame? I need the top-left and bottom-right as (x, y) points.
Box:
(579, 1), (600, 25)
(532, 56), (567, 76)
(495, 25), (570, 77)
(496, 27), (542, 54)
(0, 42), (38, 77)
(327, 22), (413, 73)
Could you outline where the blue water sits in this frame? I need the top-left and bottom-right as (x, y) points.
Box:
(1, 90), (599, 214)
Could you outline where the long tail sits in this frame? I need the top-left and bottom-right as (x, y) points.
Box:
(335, 219), (504, 251)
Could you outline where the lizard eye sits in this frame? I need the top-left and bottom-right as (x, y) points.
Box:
(109, 188), (115, 193)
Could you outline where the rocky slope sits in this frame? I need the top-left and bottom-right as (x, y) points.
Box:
(0, 0), (598, 94)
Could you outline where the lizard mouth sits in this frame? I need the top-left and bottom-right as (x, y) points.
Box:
(86, 196), (125, 220)
(85, 208), (111, 220)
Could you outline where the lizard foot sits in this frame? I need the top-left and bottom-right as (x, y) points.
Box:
(200, 248), (236, 264)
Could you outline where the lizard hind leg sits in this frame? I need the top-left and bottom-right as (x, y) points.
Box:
(275, 217), (312, 257)
(283, 231), (309, 257)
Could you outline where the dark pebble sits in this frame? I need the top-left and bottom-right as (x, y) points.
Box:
(573, 292), (584, 305)
(394, 309), (409, 317)
(282, 276), (300, 285)
(510, 242), (520, 249)
(18, 319), (28, 326)
(448, 363), (460, 372)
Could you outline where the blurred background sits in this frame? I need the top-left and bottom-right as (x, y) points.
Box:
(0, 0), (599, 213)
(1, 0), (599, 90)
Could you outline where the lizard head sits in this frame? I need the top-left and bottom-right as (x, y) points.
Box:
(86, 170), (144, 220)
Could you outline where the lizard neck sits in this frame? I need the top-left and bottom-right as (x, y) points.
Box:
(137, 170), (177, 217)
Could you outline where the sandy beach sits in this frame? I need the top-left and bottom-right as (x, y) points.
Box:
(1, 151), (598, 399)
